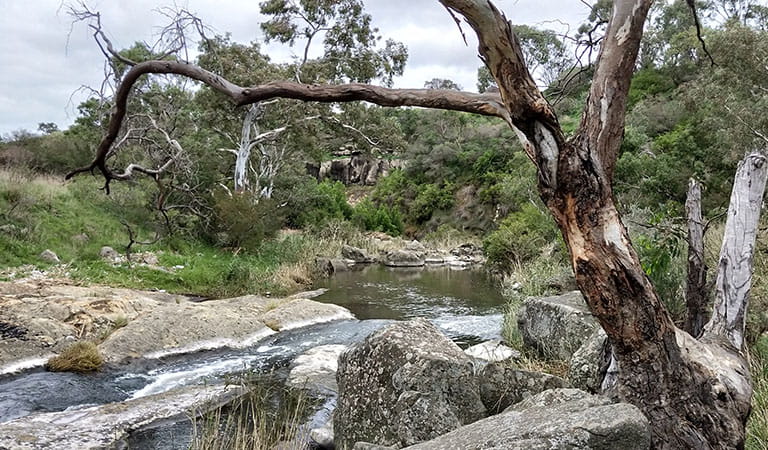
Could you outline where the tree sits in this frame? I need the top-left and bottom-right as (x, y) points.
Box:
(68, 1), (765, 447)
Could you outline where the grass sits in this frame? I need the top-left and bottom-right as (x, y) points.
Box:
(747, 335), (768, 450)
(190, 374), (316, 450)
(45, 341), (104, 373)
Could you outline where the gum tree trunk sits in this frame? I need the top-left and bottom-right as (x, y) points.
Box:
(685, 178), (709, 337)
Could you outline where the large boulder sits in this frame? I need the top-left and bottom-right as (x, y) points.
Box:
(405, 389), (651, 450)
(517, 291), (600, 360)
(382, 250), (425, 267)
(568, 328), (611, 393)
(334, 319), (486, 449)
(479, 362), (568, 414)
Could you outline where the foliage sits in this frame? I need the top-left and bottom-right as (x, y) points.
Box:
(351, 198), (403, 236)
(45, 341), (104, 373)
(483, 203), (559, 267)
(209, 192), (283, 251)
(284, 179), (353, 228)
(747, 335), (768, 450)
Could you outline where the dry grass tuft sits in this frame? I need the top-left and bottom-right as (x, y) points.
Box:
(45, 341), (104, 373)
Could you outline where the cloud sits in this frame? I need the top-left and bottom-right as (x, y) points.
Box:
(0, 0), (589, 134)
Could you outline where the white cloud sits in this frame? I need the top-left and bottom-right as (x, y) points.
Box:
(0, 0), (589, 134)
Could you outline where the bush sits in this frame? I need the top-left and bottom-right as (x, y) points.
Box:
(409, 183), (454, 223)
(210, 192), (283, 251)
(483, 203), (559, 267)
(352, 199), (404, 236)
(45, 341), (104, 373)
(280, 178), (352, 228)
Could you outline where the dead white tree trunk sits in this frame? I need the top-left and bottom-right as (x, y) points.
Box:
(704, 152), (768, 350)
(685, 178), (709, 337)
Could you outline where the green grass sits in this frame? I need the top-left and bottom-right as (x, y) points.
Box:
(0, 169), (335, 298)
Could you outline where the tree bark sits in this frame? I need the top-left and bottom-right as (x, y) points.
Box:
(685, 178), (709, 337)
(704, 152), (768, 350)
(68, 1), (763, 447)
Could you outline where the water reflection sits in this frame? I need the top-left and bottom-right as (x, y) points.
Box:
(313, 265), (505, 321)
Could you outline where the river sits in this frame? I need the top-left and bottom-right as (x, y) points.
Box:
(0, 265), (506, 448)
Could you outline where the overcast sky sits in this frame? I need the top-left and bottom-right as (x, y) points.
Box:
(0, 0), (590, 135)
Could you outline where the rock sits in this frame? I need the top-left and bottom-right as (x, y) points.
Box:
(335, 319), (486, 449)
(310, 419), (335, 449)
(288, 344), (347, 393)
(383, 250), (425, 267)
(568, 328), (610, 393)
(506, 388), (595, 411)
(354, 443), (397, 450)
(38, 249), (60, 264)
(405, 389), (651, 450)
(545, 271), (578, 293)
(0, 384), (241, 450)
(405, 240), (427, 253)
(72, 233), (89, 243)
(342, 245), (374, 263)
(479, 363), (568, 414)
(517, 291), (599, 360)
(424, 253), (445, 264)
(99, 297), (277, 361)
(309, 155), (403, 186)
(464, 340), (520, 363)
(99, 246), (120, 261)
(450, 243), (483, 258)
(260, 298), (354, 331)
(138, 252), (159, 265)
(315, 257), (350, 275)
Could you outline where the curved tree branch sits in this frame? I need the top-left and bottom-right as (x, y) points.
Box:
(65, 59), (507, 192)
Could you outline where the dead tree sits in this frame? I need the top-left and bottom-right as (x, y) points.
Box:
(67, 0), (768, 447)
(685, 178), (709, 336)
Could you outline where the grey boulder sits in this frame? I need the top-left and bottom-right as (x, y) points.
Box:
(334, 319), (486, 449)
(479, 362), (567, 414)
(405, 389), (650, 450)
(517, 291), (600, 360)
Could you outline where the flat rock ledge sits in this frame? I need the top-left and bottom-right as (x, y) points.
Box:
(0, 282), (354, 371)
(0, 384), (242, 450)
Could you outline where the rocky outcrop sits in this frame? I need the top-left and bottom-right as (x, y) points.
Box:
(0, 384), (241, 450)
(479, 363), (568, 414)
(334, 319), (486, 449)
(517, 291), (600, 360)
(382, 250), (425, 267)
(0, 282), (354, 369)
(307, 155), (405, 186)
(405, 389), (651, 450)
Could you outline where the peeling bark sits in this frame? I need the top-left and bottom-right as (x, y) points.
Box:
(705, 152), (768, 351)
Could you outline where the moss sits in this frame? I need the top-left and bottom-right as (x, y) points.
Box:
(45, 341), (104, 373)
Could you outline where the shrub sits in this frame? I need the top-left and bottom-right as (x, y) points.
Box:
(483, 203), (559, 267)
(409, 183), (454, 223)
(45, 341), (104, 373)
(210, 192), (283, 251)
(351, 199), (404, 236)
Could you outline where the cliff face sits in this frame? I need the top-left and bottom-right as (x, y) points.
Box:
(307, 154), (405, 186)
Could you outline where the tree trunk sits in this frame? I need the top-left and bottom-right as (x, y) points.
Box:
(685, 178), (709, 337)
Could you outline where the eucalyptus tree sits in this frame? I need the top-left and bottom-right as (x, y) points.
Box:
(68, 1), (766, 447)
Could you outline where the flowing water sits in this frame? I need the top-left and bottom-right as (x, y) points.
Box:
(0, 265), (506, 448)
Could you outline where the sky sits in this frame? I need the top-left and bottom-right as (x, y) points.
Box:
(0, 0), (590, 135)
